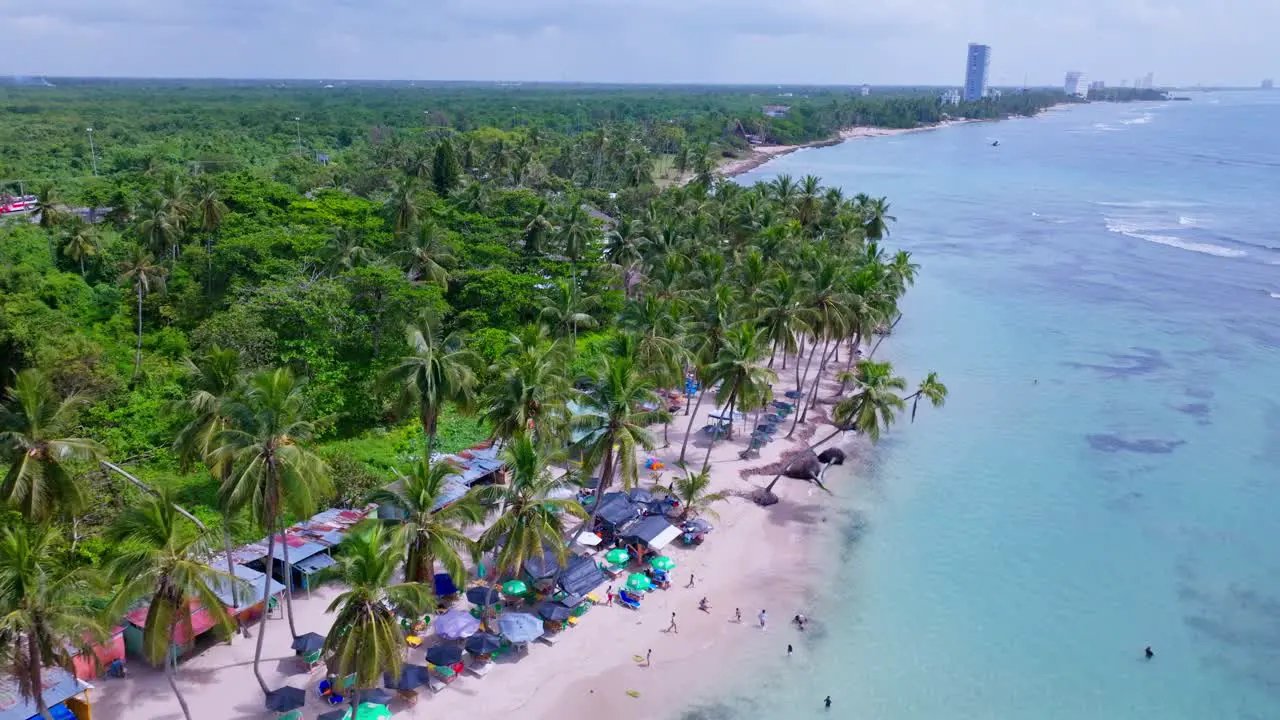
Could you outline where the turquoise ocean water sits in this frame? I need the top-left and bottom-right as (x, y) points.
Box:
(704, 92), (1280, 719)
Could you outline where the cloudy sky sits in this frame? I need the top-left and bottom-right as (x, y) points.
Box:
(0, 0), (1273, 86)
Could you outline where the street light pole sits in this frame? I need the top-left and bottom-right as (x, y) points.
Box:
(294, 117), (302, 155)
(86, 128), (98, 176)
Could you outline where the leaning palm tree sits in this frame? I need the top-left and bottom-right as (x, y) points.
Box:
(556, 203), (595, 286)
(570, 357), (661, 532)
(0, 368), (103, 520)
(382, 311), (478, 460)
(482, 333), (573, 446)
(698, 325), (777, 471)
(0, 524), (105, 720)
(104, 492), (237, 720)
(136, 193), (185, 261)
(172, 346), (244, 606)
(322, 522), (433, 720)
(908, 372), (948, 422)
(475, 434), (586, 589)
(654, 468), (729, 522)
(213, 367), (331, 695)
(59, 216), (100, 277)
(117, 246), (169, 382)
(369, 460), (483, 587)
(323, 228), (373, 274)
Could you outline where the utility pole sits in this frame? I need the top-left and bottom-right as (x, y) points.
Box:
(86, 127), (98, 176)
(294, 116), (303, 155)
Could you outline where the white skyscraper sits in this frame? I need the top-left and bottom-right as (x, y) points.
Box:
(964, 43), (991, 102)
(1064, 72), (1088, 98)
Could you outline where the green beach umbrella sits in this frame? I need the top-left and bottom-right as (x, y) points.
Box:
(625, 573), (652, 592)
(605, 548), (631, 566)
(501, 579), (529, 596)
(343, 704), (391, 720)
(649, 555), (676, 572)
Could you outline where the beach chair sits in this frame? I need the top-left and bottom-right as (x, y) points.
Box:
(298, 648), (322, 672)
(567, 615), (581, 627)
(276, 711), (303, 720)
(585, 592), (602, 605)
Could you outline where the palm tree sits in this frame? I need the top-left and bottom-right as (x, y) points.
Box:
(698, 325), (776, 470)
(385, 176), (420, 239)
(522, 199), (555, 256)
(570, 357), (661, 532)
(136, 194), (185, 261)
(0, 368), (103, 520)
(538, 280), (596, 342)
(456, 181), (490, 213)
(395, 221), (453, 286)
(654, 468), (728, 521)
(476, 434), (586, 589)
(104, 491), (237, 720)
(34, 183), (64, 229)
(59, 216), (100, 277)
(324, 228), (373, 274)
(676, 285), (738, 464)
(214, 367), (331, 694)
(172, 346), (244, 607)
(756, 270), (811, 369)
(117, 246), (169, 382)
(193, 181), (228, 291)
(557, 203), (595, 286)
(855, 194), (896, 240)
(369, 460), (483, 587)
(908, 372), (948, 422)
(323, 522), (433, 720)
(0, 524), (105, 720)
(482, 333), (573, 446)
(382, 311), (478, 460)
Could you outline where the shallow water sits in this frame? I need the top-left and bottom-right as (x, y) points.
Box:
(700, 92), (1280, 719)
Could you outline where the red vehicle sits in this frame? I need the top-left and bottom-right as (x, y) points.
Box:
(0, 195), (38, 214)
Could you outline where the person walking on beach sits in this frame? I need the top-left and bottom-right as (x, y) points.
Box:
(787, 644), (793, 656)
(667, 612), (678, 634)
(735, 608), (742, 623)
(759, 609), (768, 629)
(686, 573), (696, 588)
(646, 649), (652, 666)
(606, 585), (614, 607)
(699, 597), (710, 613)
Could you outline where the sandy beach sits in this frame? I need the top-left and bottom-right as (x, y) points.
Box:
(92, 355), (855, 720)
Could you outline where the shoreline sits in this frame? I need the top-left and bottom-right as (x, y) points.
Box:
(716, 119), (983, 180)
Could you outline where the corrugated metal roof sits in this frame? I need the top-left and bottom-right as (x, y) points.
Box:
(0, 667), (87, 720)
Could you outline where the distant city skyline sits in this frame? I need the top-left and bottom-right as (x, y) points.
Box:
(0, 0), (1273, 86)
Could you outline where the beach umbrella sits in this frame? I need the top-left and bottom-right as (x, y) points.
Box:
(604, 548), (630, 565)
(497, 612), (544, 644)
(290, 631), (325, 652)
(625, 573), (652, 592)
(627, 488), (654, 504)
(319, 711), (347, 720)
(383, 664), (428, 691)
(683, 518), (713, 533)
(649, 555), (676, 572)
(425, 644), (464, 666)
(433, 572), (459, 597)
(501, 579), (529, 596)
(265, 686), (306, 712)
(434, 609), (481, 640)
(466, 586), (501, 606)
(537, 601), (574, 622)
(352, 688), (394, 705)
(465, 632), (503, 655)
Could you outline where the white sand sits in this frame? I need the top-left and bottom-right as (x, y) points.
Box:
(92, 355), (853, 720)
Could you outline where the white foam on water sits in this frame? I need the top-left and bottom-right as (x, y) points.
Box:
(1094, 199), (1199, 209)
(1104, 216), (1245, 258)
(1120, 113), (1153, 125)
(1177, 215), (1207, 227)
(1269, 292), (1280, 300)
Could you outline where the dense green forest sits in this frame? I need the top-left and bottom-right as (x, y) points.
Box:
(0, 81), (970, 717)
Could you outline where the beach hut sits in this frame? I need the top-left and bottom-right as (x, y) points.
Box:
(558, 554), (607, 597)
(70, 625), (126, 680)
(618, 516), (681, 556)
(593, 492), (641, 533)
(0, 667), (93, 720)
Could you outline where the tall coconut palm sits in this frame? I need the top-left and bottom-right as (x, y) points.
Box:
(385, 176), (421, 239)
(908, 372), (948, 422)
(193, 181), (228, 292)
(395, 221), (453, 286)
(698, 325), (776, 470)
(214, 367), (331, 695)
(382, 311), (478, 460)
(482, 333), (573, 447)
(0, 524), (105, 720)
(368, 460), (483, 587)
(557, 203), (595, 286)
(522, 199), (555, 256)
(654, 468), (728, 522)
(104, 491), (237, 720)
(538, 280), (596, 342)
(324, 228), (373, 274)
(117, 246), (169, 382)
(756, 270), (812, 370)
(0, 368), (103, 520)
(855, 194), (896, 240)
(59, 216), (100, 277)
(172, 346), (243, 607)
(33, 183), (64, 230)
(677, 285), (738, 464)
(323, 522), (433, 720)
(136, 194), (185, 261)
(571, 358), (660, 533)
(475, 434), (586, 588)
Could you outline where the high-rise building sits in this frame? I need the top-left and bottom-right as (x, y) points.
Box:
(964, 43), (991, 102)
(1064, 72), (1088, 98)
(1264, 79), (1274, 90)
(861, 84), (871, 97)
(1089, 80), (1106, 91)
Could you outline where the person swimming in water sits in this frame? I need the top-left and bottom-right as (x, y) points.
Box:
(1145, 646), (1154, 660)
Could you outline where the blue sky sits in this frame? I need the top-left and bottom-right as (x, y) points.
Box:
(0, 0), (1273, 86)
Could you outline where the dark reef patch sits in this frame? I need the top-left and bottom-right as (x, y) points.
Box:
(1087, 434), (1185, 454)
(1064, 347), (1168, 379)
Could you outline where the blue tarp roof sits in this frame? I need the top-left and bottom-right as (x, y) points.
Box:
(0, 667), (85, 720)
